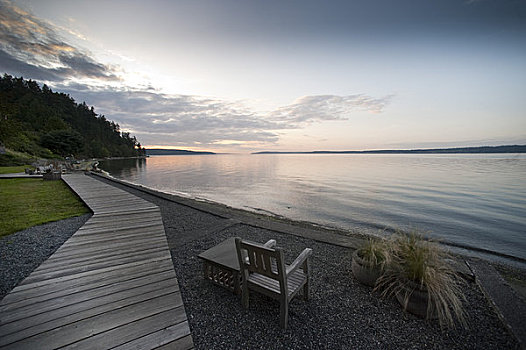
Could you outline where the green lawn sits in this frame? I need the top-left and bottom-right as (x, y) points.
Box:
(0, 178), (90, 238)
(0, 165), (33, 174)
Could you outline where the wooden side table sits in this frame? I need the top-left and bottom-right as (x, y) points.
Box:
(198, 237), (241, 294)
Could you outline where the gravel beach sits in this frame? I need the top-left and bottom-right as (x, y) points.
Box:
(0, 175), (521, 349)
(0, 213), (91, 301)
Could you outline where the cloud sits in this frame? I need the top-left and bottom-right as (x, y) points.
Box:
(0, 1), (393, 150)
(270, 94), (393, 125)
(52, 82), (286, 148)
(0, 0), (119, 81)
(54, 82), (392, 149)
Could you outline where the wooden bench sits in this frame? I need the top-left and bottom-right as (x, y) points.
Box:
(235, 237), (312, 329)
(198, 237), (276, 294)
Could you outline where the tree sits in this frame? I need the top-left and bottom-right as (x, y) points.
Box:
(41, 129), (84, 156)
(1, 75), (145, 159)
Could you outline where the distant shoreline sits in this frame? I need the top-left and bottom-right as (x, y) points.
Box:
(253, 145), (526, 155)
(145, 149), (215, 155)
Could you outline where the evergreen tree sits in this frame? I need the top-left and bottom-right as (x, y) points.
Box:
(0, 74), (145, 159)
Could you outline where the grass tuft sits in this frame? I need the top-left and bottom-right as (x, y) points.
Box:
(357, 237), (390, 268)
(376, 231), (467, 328)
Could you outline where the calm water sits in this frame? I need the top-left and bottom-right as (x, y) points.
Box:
(99, 154), (526, 263)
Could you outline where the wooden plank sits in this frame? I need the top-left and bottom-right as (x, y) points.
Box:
(32, 246), (167, 275)
(65, 223), (166, 241)
(110, 321), (192, 350)
(17, 251), (171, 289)
(41, 240), (169, 266)
(57, 226), (166, 247)
(62, 307), (188, 350)
(0, 264), (174, 312)
(20, 250), (171, 284)
(0, 273), (178, 329)
(0, 278), (180, 341)
(155, 335), (194, 350)
(94, 206), (159, 216)
(91, 206), (159, 218)
(45, 236), (168, 261)
(67, 229), (166, 242)
(78, 195), (146, 203)
(77, 218), (162, 233)
(79, 220), (162, 232)
(0, 263), (175, 308)
(34, 241), (169, 270)
(83, 201), (155, 212)
(2, 293), (182, 349)
(55, 234), (167, 253)
(30, 247), (170, 279)
(78, 196), (147, 203)
(81, 213), (160, 225)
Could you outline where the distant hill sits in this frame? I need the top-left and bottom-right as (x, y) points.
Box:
(253, 145), (526, 155)
(0, 74), (145, 164)
(146, 149), (215, 155)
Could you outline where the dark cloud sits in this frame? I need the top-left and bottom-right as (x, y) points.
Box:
(0, 48), (63, 81)
(0, 1), (119, 81)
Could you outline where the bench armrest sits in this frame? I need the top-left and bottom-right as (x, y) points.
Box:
(286, 248), (312, 276)
(263, 239), (277, 248)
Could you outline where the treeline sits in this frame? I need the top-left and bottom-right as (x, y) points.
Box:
(0, 74), (145, 161)
(146, 149), (215, 155)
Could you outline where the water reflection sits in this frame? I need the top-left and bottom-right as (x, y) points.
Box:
(98, 158), (146, 179)
(98, 154), (526, 262)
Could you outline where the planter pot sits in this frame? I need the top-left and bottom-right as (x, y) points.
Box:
(395, 280), (437, 319)
(351, 250), (382, 287)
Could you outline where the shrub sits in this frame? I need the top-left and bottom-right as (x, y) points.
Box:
(357, 237), (390, 268)
(376, 231), (466, 328)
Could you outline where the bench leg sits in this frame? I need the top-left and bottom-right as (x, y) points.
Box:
(241, 282), (249, 309)
(303, 260), (310, 301)
(202, 262), (209, 279)
(280, 299), (288, 329)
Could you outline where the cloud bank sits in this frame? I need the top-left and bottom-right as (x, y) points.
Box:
(0, 1), (392, 150)
(56, 82), (391, 149)
(55, 83), (286, 147)
(0, 0), (118, 81)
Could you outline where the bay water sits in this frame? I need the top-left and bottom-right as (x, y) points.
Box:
(99, 154), (526, 264)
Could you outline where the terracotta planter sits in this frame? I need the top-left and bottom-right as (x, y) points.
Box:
(395, 280), (437, 319)
(351, 249), (383, 287)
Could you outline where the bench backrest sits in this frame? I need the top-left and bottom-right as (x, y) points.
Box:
(235, 238), (287, 286)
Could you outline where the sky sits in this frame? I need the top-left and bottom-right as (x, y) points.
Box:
(1, 0), (525, 153)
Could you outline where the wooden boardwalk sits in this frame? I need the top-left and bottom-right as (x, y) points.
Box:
(0, 174), (193, 349)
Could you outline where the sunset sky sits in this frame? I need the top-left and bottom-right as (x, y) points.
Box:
(1, 0), (525, 152)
